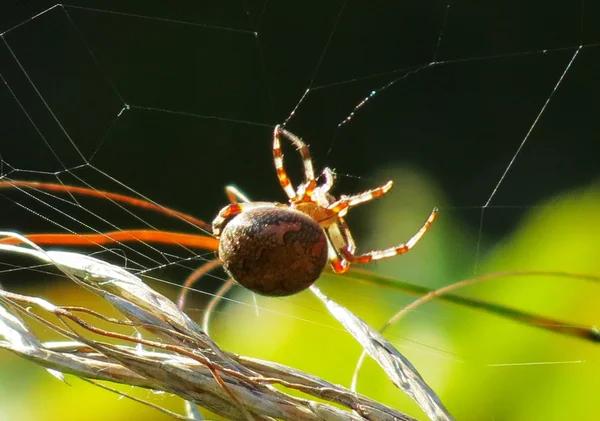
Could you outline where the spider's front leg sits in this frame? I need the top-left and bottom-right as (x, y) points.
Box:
(320, 167), (335, 194)
(273, 125), (317, 202)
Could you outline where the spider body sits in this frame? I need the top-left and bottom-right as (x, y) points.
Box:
(212, 126), (438, 296)
(218, 205), (328, 296)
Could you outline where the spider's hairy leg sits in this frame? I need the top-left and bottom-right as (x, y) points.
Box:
(326, 180), (394, 216)
(296, 179), (318, 202)
(212, 202), (276, 236)
(274, 125), (315, 180)
(340, 208), (438, 264)
(273, 125), (316, 201)
(273, 125), (299, 200)
(212, 203), (243, 236)
(320, 167), (335, 194)
(225, 185), (251, 204)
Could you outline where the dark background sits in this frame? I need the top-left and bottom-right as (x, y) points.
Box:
(1, 3), (600, 420)
(0, 0), (599, 279)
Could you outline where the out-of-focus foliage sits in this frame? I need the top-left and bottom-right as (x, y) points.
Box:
(1, 170), (599, 421)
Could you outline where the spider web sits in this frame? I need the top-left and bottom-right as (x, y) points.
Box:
(0, 1), (599, 420)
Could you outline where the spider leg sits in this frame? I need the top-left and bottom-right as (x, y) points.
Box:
(324, 218), (356, 273)
(340, 208), (438, 264)
(296, 179), (318, 201)
(326, 180), (394, 216)
(320, 167), (335, 194)
(225, 185), (251, 204)
(273, 125), (316, 200)
(212, 202), (279, 236)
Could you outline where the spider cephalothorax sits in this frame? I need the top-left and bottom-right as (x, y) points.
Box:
(212, 125), (438, 296)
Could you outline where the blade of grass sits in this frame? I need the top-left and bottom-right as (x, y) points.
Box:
(310, 285), (454, 421)
(338, 269), (600, 342)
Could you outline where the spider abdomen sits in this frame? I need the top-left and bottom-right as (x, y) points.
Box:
(218, 206), (328, 296)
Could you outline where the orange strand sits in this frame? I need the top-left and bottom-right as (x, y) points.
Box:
(1, 180), (211, 231)
(0, 230), (219, 251)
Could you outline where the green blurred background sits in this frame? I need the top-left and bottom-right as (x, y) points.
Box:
(1, 1), (599, 420)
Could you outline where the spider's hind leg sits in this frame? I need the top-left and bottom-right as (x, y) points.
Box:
(326, 180), (394, 217)
(340, 208), (438, 265)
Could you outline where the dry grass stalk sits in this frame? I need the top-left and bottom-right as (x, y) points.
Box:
(0, 232), (453, 421)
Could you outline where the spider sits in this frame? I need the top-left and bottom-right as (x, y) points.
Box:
(212, 125), (438, 296)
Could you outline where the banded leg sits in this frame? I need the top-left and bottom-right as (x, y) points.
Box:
(296, 179), (318, 202)
(340, 208), (438, 264)
(327, 180), (394, 217)
(273, 125), (315, 200)
(320, 167), (335, 194)
(325, 218), (356, 273)
(212, 202), (278, 236)
(225, 185), (251, 204)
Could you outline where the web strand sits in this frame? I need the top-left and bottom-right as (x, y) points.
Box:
(0, 4), (598, 420)
(483, 46), (582, 209)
